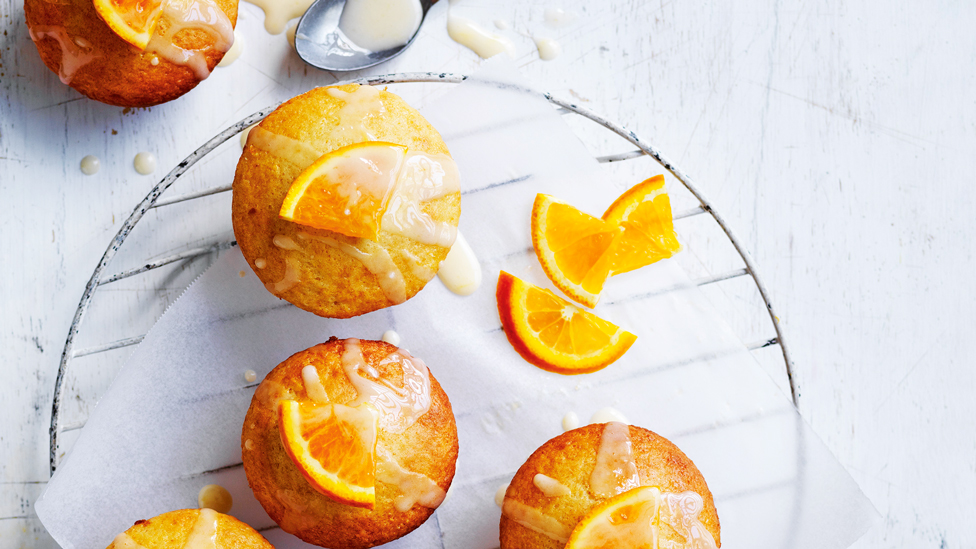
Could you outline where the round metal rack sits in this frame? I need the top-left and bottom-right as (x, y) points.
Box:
(49, 72), (796, 475)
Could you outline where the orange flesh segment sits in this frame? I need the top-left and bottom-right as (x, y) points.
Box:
(279, 142), (408, 240)
(601, 175), (680, 276)
(532, 195), (618, 308)
(93, 0), (164, 50)
(496, 271), (637, 375)
(567, 486), (661, 549)
(278, 400), (378, 508)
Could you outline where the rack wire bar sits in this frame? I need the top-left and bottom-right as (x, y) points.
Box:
(51, 72), (795, 475)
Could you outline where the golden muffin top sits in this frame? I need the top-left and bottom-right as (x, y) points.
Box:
(232, 84), (462, 319)
(499, 423), (721, 548)
(25, 0), (238, 107)
(106, 508), (272, 549)
(242, 337), (459, 549)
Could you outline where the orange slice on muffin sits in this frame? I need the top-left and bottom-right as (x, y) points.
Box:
(278, 400), (379, 508)
(93, 0), (165, 50)
(496, 271), (637, 374)
(279, 142), (408, 241)
(532, 177), (680, 308)
(566, 486), (662, 549)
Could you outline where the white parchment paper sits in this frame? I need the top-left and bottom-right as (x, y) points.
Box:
(36, 61), (877, 549)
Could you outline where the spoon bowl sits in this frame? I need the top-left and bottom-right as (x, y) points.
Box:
(295, 0), (433, 71)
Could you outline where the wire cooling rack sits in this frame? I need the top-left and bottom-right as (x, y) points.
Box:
(49, 72), (796, 475)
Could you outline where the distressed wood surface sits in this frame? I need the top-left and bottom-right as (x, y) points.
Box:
(1, 0), (974, 547)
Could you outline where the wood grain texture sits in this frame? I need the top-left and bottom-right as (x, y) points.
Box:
(1, 0), (974, 547)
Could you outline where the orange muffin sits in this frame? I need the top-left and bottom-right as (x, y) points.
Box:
(242, 337), (459, 549)
(232, 84), (461, 318)
(26, 0), (238, 107)
(106, 508), (272, 549)
(499, 423), (720, 548)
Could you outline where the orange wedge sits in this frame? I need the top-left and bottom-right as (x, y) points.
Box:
(531, 177), (680, 308)
(279, 142), (408, 240)
(93, 0), (165, 50)
(496, 271), (637, 374)
(278, 400), (378, 508)
(531, 194), (620, 308)
(566, 486), (662, 549)
(601, 175), (680, 276)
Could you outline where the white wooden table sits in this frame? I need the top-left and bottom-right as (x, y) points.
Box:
(2, 0), (974, 547)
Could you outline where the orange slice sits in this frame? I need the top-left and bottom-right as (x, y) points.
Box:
(278, 400), (378, 508)
(279, 142), (408, 240)
(566, 486), (662, 549)
(496, 271), (637, 374)
(531, 194), (620, 308)
(601, 175), (680, 276)
(93, 0), (165, 50)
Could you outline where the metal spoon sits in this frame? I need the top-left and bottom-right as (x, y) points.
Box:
(295, 0), (433, 71)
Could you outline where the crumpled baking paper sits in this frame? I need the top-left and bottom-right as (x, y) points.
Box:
(36, 60), (877, 549)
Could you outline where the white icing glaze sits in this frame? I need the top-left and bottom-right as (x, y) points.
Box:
(80, 155), (100, 175)
(544, 7), (578, 28)
(326, 84), (385, 143)
(501, 498), (573, 543)
(382, 152), (460, 247)
(562, 411), (579, 431)
(243, 0), (314, 34)
(217, 28), (244, 67)
(254, 258), (267, 269)
(589, 421), (640, 498)
(494, 482), (509, 507)
(197, 484), (233, 513)
(301, 365), (329, 403)
(245, 126), (321, 168)
(534, 36), (561, 60)
(437, 230), (481, 295)
(182, 507), (219, 549)
(493, 19), (509, 30)
(376, 444), (446, 512)
(244, 438), (254, 450)
(401, 249), (436, 280)
(133, 152), (156, 175)
(265, 255), (301, 293)
(300, 233), (407, 304)
(244, 369), (257, 382)
(338, 0), (423, 51)
(590, 407), (629, 425)
(533, 473), (571, 497)
(447, 10), (516, 59)
(272, 234), (301, 250)
(381, 330), (401, 346)
(340, 339), (431, 433)
(28, 25), (98, 84)
(659, 491), (718, 549)
(145, 0), (234, 80)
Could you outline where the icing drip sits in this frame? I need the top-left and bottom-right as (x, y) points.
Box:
(265, 255), (301, 293)
(659, 492), (718, 549)
(145, 0), (234, 80)
(273, 234), (300, 250)
(326, 85), (385, 143)
(501, 498), (573, 543)
(299, 232), (406, 304)
(245, 126), (321, 168)
(28, 26), (98, 84)
(376, 444), (446, 511)
(182, 508), (218, 549)
(589, 422), (640, 498)
(382, 153), (461, 247)
(241, 0), (314, 34)
(112, 533), (149, 549)
(301, 365), (329, 403)
(533, 473), (571, 497)
(340, 339), (431, 433)
(401, 250), (436, 280)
